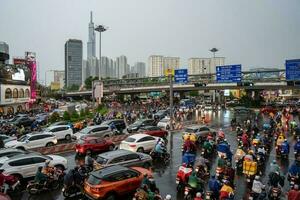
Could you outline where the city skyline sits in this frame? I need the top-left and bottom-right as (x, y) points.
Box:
(1, 0), (300, 84)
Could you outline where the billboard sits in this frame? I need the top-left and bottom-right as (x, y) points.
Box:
(286, 59), (300, 81)
(13, 58), (27, 65)
(216, 64), (242, 83)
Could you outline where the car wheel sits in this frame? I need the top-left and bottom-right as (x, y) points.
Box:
(65, 134), (71, 141)
(137, 148), (144, 153)
(108, 145), (114, 151)
(106, 193), (116, 200)
(46, 142), (54, 147)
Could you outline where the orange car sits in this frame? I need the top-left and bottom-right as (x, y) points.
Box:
(84, 165), (152, 200)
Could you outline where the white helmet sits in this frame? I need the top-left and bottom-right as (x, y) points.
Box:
(165, 195), (172, 200)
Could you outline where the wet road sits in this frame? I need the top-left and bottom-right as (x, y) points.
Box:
(16, 110), (299, 200)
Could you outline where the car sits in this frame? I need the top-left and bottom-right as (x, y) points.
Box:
(5, 132), (58, 150)
(73, 125), (113, 140)
(0, 135), (17, 144)
(8, 116), (34, 128)
(127, 119), (156, 133)
(84, 165), (152, 200)
(0, 153), (67, 180)
(119, 133), (159, 153)
(183, 125), (217, 143)
(44, 125), (73, 140)
(157, 117), (171, 130)
(95, 149), (152, 169)
(35, 113), (48, 125)
(139, 126), (168, 138)
(153, 110), (168, 120)
(101, 119), (126, 132)
(0, 148), (29, 164)
(75, 137), (115, 155)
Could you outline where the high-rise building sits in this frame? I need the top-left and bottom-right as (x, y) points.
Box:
(87, 57), (98, 78)
(52, 70), (65, 89)
(108, 58), (115, 78)
(188, 57), (225, 75)
(0, 42), (9, 64)
(87, 11), (96, 59)
(116, 55), (127, 79)
(148, 55), (164, 77)
(164, 57), (180, 71)
(132, 62), (146, 77)
(65, 39), (83, 87)
(148, 55), (180, 77)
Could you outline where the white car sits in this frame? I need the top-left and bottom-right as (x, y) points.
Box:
(5, 133), (57, 150)
(73, 125), (113, 140)
(44, 125), (73, 140)
(119, 133), (159, 153)
(157, 117), (171, 130)
(0, 153), (67, 179)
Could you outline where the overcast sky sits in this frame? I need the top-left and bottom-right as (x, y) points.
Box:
(1, 0), (300, 83)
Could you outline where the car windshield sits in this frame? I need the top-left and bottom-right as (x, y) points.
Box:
(156, 110), (165, 115)
(160, 118), (169, 122)
(132, 120), (143, 126)
(80, 127), (92, 135)
(96, 156), (108, 164)
(87, 175), (101, 185)
(185, 128), (197, 133)
(18, 135), (29, 142)
(125, 137), (136, 142)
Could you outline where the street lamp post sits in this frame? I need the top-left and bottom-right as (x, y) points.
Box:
(95, 25), (107, 80)
(210, 48), (219, 104)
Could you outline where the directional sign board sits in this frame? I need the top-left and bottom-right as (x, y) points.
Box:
(216, 64), (242, 83)
(174, 69), (188, 83)
(286, 59), (300, 81)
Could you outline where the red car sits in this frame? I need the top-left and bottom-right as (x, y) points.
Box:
(260, 106), (277, 114)
(75, 137), (115, 155)
(139, 126), (168, 138)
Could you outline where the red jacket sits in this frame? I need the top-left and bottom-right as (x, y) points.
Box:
(288, 190), (300, 200)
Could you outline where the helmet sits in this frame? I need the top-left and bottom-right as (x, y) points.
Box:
(165, 194), (172, 200)
(248, 150), (254, 155)
(255, 175), (260, 180)
(196, 192), (201, 197)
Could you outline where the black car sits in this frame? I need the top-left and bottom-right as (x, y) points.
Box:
(9, 116), (34, 128)
(127, 119), (156, 133)
(101, 119), (126, 132)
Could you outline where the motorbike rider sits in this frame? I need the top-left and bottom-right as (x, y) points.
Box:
(252, 175), (265, 199)
(85, 151), (94, 171)
(268, 171), (284, 188)
(42, 160), (54, 176)
(287, 184), (300, 200)
(281, 139), (290, 155)
(288, 161), (300, 180)
(203, 139), (213, 154)
(294, 139), (300, 154)
(290, 120), (297, 131)
(183, 137), (196, 154)
(257, 146), (266, 156)
(187, 171), (205, 194)
(241, 132), (249, 149)
(217, 154), (227, 169)
(220, 180), (234, 200)
(270, 160), (281, 173)
(208, 175), (221, 199)
(154, 141), (166, 158)
(34, 166), (48, 187)
(224, 161), (235, 186)
(217, 140), (232, 161)
(244, 150), (256, 162)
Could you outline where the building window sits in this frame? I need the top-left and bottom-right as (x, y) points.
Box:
(5, 88), (12, 99)
(19, 89), (25, 98)
(7, 106), (14, 115)
(25, 89), (30, 98)
(13, 89), (18, 99)
(17, 105), (23, 113)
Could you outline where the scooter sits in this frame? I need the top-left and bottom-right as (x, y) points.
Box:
(176, 165), (193, 192)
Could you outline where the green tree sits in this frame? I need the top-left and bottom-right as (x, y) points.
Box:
(84, 76), (99, 89)
(50, 112), (60, 123)
(80, 109), (85, 118)
(63, 111), (70, 121)
(71, 111), (79, 120)
(67, 84), (79, 91)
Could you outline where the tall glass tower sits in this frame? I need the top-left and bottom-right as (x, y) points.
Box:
(87, 11), (96, 59)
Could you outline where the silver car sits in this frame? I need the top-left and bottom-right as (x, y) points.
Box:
(95, 149), (152, 169)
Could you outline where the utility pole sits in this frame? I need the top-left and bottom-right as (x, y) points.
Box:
(95, 25), (107, 80)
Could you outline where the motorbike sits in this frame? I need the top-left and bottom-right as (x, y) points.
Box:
(150, 150), (170, 165)
(62, 184), (82, 198)
(183, 184), (202, 200)
(195, 165), (210, 180)
(269, 187), (281, 200)
(176, 165), (193, 192)
(27, 169), (65, 195)
(0, 175), (21, 194)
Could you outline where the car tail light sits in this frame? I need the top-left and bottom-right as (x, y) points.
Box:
(129, 144), (136, 147)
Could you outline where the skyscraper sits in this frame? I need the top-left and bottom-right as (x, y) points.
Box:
(65, 39), (83, 87)
(0, 42), (9, 64)
(132, 62), (146, 77)
(116, 55), (127, 79)
(148, 55), (164, 77)
(164, 57), (180, 71)
(188, 57), (225, 75)
(87, 11), (96, 59)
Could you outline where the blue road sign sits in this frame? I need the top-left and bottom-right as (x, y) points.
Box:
(174, 69), (188, 83)
(286, 59), (300, 81)
(216, 64), (242, 83)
